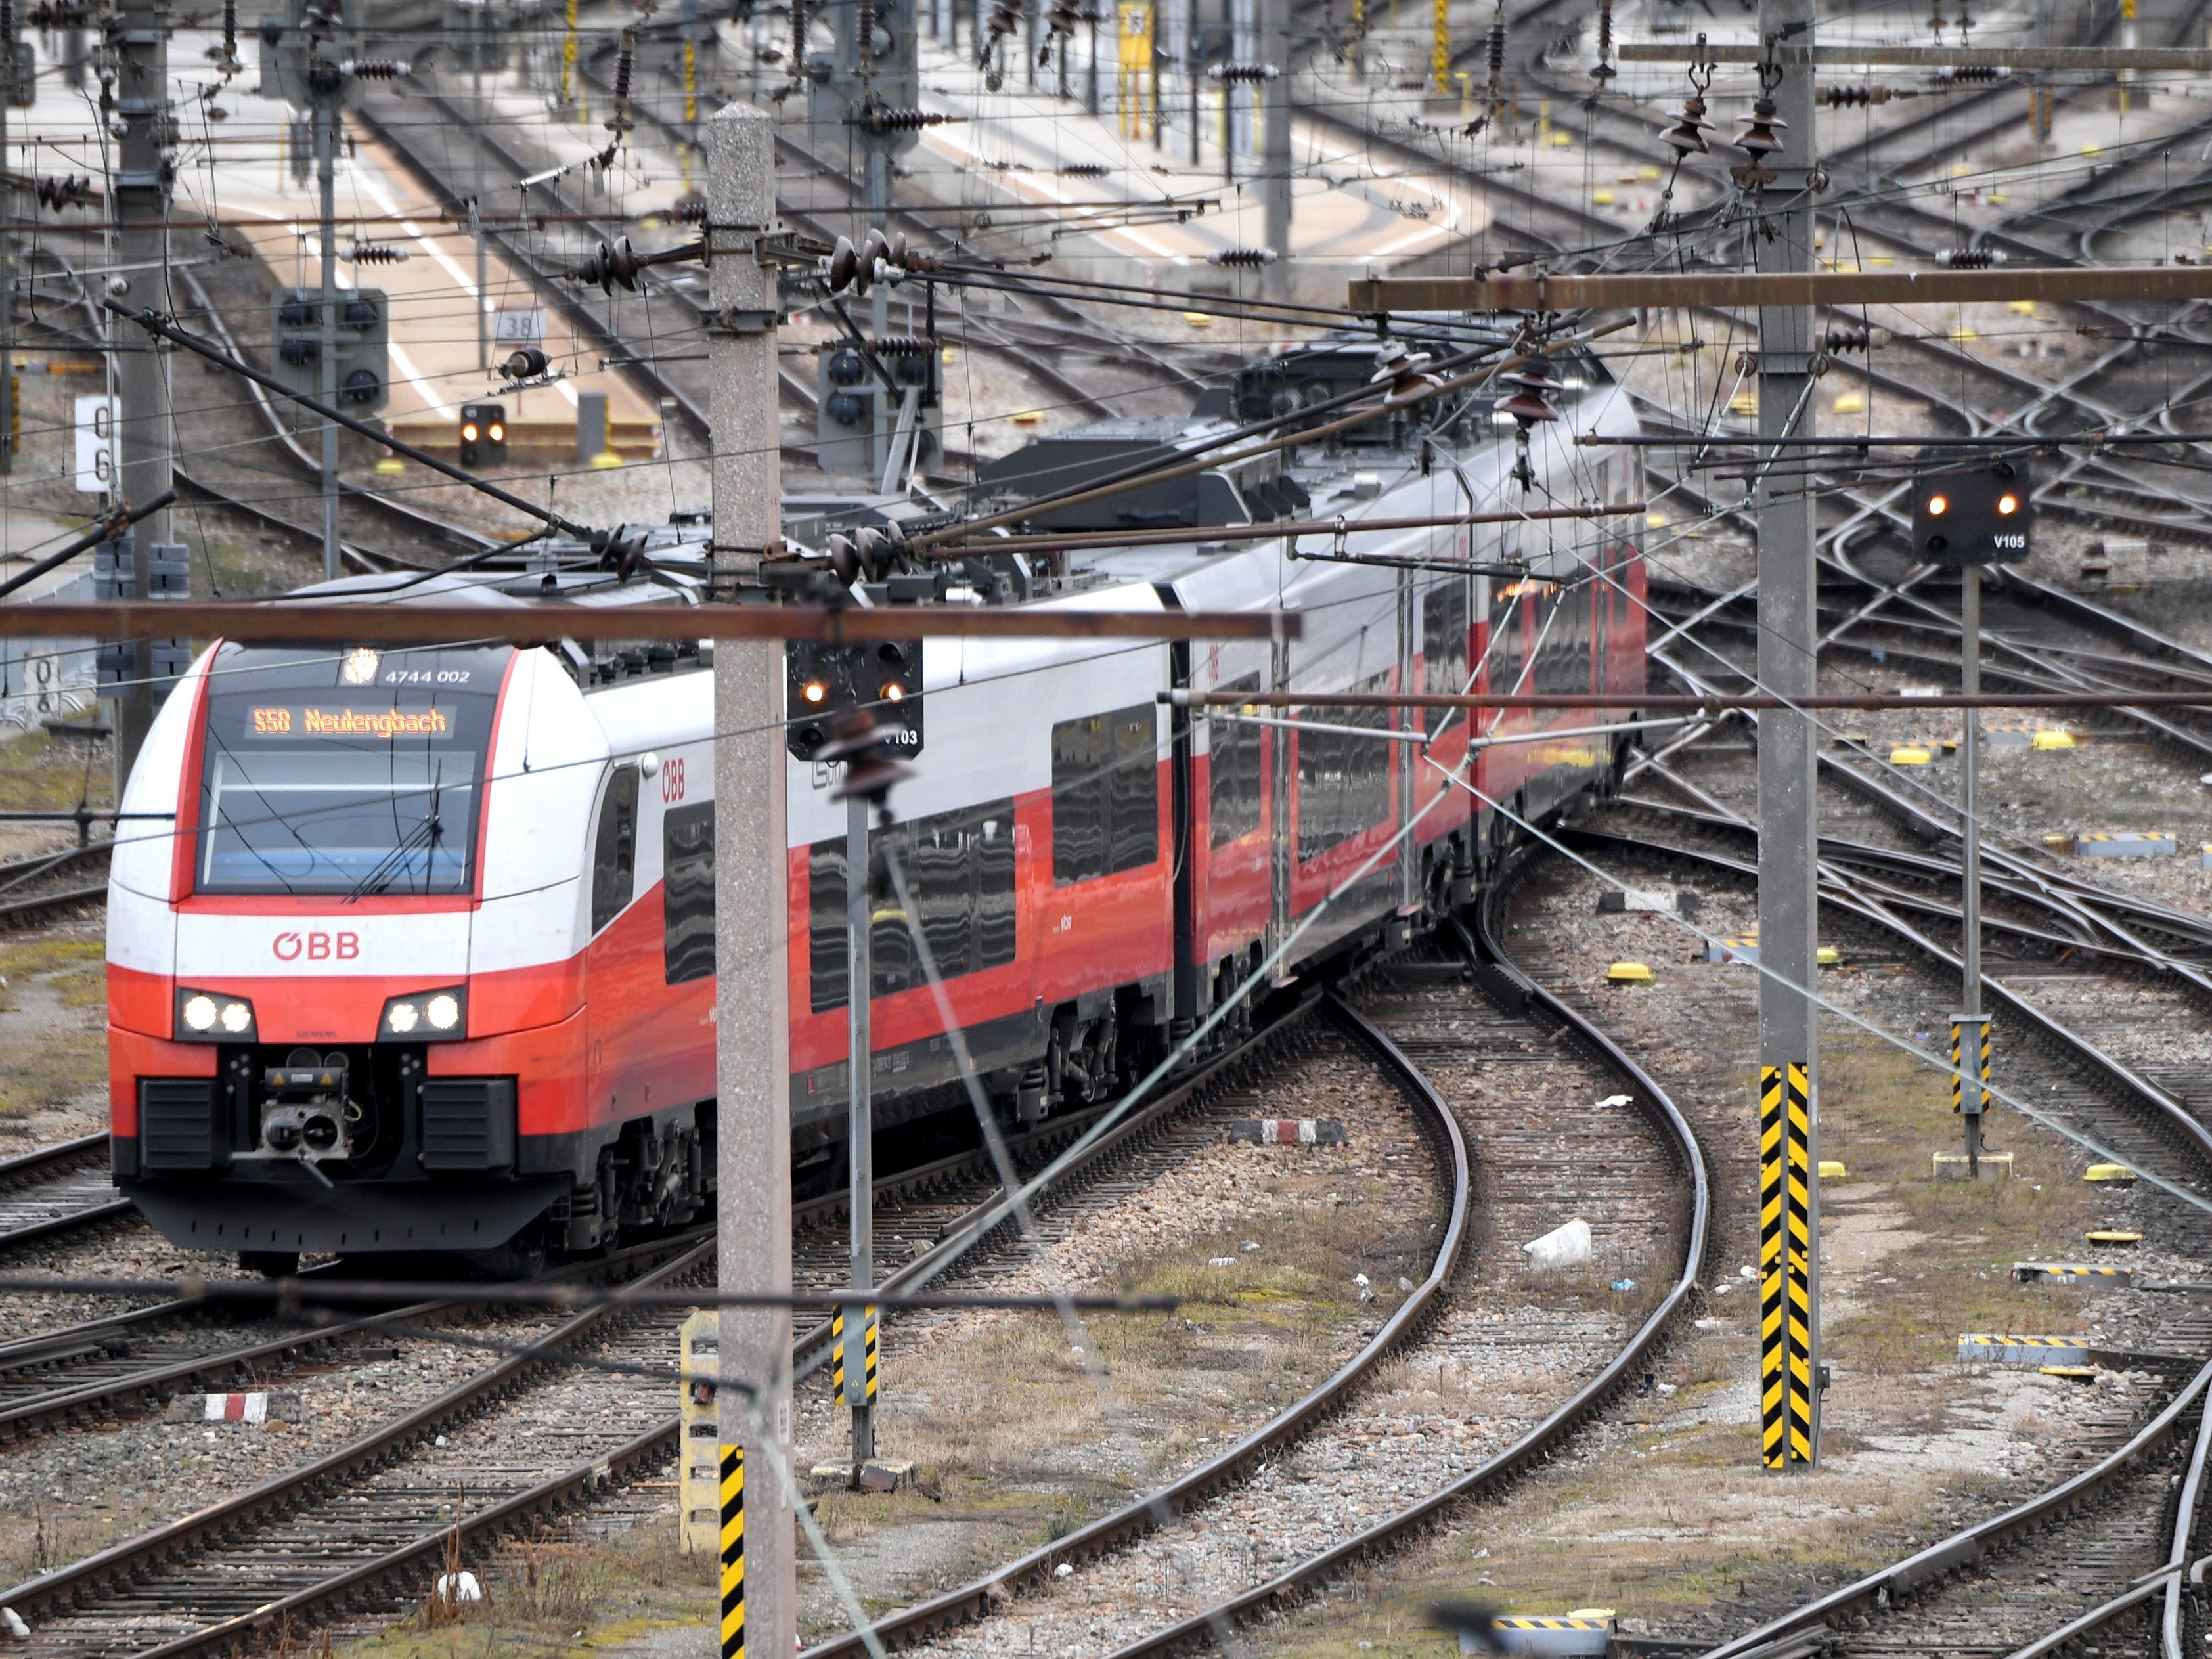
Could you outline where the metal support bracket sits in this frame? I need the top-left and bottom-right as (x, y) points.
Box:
(1736, 350), (1826, 377)
(707, 307), (780, 336)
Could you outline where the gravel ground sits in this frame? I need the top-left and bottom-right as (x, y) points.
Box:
(1242, 845), (2212, 1649)
(785, 1033), (1447, 1638)
(0, 1319), (558, 1589)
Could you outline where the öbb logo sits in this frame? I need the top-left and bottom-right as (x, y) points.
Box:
(271, 931), (359, 962)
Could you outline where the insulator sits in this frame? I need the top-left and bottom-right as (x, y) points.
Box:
(221, 0), (236, 58)
(1486, 18), (1505, 82)
(673, 194), (708, 225)
(1936, 248), (2004, 268)
(1929, 64), (2000, 85)
(1060, 162), (1110, 176)
(1371, 344), (1442, 406)
(1207, 246), (1277, 267)
(501, 346), (550, 380)
(1734, 97), (1786, 157)
(1497, 359), (1562, 425)
(1730, 95), (1786, 188)
(849, 104), (950, 133)
(577, 235), (644, 293)
(979, 0), (1019, 70)
(34, 174), (91, 211)
(1660, 93), (1714, 157)
(856, 0), (873, 57)
(1823, 326), (1872, 353)
(1591, 0), (1615, 82)
(872, 335), (935, 356)
(791, 0), (808, 68)
(341, 60), (410, 79)
(1824, 84), (1894, 108)
(1206, 61), (1281, 83)
(344, 242), (409, 263)
(613, 27), (634, 105)
(1040, 0), (1082, 63)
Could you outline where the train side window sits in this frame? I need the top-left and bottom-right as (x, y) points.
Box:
(1208, 673), (1264, 848)
(1108, 707), (1160, 874)
(1296, 670), (1391, 860)
(808, 839), (849, 1014)
(1488, 588), (1526, 694)
(590, 764), (639, 935)
(662, 800), (715, 985)
(809, 797), (1018, 1012)
(1052, 705), (1158, 883)
(1423, 579), (1469, 702)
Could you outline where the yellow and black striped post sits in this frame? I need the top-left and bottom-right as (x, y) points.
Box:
(831, 1304), (879, 1407)
(1949, 1016), (1992, 1116)
(1759, 1063), (1816, 1469)
(719, 1446), (744, 1659)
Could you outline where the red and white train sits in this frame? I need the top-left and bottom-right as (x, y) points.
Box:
(104, 336), (1647, 1268)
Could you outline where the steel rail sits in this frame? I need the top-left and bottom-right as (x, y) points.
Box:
(1543, 820), (2212, 1654)
(0, 994), (1312, 1654)
(794, 989), (1471, 1656)
(0, 1132), (131, 1256)
(0, 1236), (717, 1631)
(1078, 859), (1711, 1659)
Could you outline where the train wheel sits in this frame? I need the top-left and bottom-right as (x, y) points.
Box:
(239, 1251), (299, 1277)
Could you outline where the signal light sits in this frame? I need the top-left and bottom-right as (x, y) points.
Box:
(1911, 461), (2033, 565)
(458, 402), (507, 469)
(881, 682), (904, 702)
(803, 679), (828, 705)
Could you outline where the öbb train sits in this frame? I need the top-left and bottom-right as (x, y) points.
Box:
(104, 335), (1648, 1266)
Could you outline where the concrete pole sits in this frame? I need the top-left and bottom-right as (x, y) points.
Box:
(316, 93), (340, 581)
(705, 100), (796, 1659)
(475, 68), (489, 374)
(845, 793), (874, 1464)
(1752, 0), (1821, 1472)
(1258, 0), (1289, 267)
(110, 0), (170, 787)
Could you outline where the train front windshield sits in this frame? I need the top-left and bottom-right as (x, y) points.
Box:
(194, 644), (506, 896)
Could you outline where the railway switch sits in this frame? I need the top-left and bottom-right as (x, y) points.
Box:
(1911, 461), (2034, 564)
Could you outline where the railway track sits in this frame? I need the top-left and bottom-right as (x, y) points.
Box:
(0, 1134), (131, 1259)
(1547, 774), (2212, 1654)
(792, 866), (1707, 1658)
(0, 993), (1315, 1656)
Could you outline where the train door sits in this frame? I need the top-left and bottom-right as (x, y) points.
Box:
(583, 763), (642, 1129)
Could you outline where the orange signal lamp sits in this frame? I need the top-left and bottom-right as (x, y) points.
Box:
(461, 422), (479, 443)
(801, 679), (829, 705)
(1926, 493), (1948, 515)
(1996, 493), (2020, 515)
(487, 422), (506, 442)
(881, 682), (904, 702)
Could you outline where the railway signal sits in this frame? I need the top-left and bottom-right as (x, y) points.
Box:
(270, 287), (389, 415)
(1911, 461), (2031, 1182)
(458, 402), (506, 469)
(1911, 462), (2035, 565)
(784, 638), (923, 762)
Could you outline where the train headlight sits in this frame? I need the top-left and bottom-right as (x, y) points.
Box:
(380, 986), (466, 1041)
(176, 988), (255, 1041)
